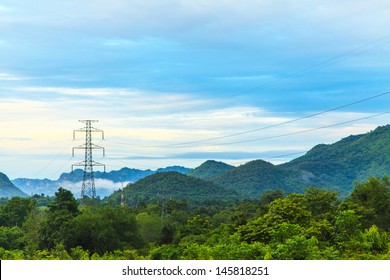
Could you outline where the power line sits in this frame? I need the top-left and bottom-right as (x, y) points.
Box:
(210, 111), (390, 146)
(105, 110), (389, 151)
(225, 33), (390, 99)
(156, 91), (390, 147)
(170, 33), (390, 115)
(32, 139), (75, 178)
(105, 156), (160, 169)
(103, 90), (390, 149)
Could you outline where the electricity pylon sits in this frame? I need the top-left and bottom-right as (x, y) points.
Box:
(72, 120), (105, 203)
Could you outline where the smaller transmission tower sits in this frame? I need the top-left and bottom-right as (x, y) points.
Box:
(72, 120), (105, 203)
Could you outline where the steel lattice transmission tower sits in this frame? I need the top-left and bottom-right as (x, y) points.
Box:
(72, 120), (105, 202)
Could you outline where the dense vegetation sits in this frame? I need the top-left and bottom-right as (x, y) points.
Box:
(187, 160), (235, 179)
(107, 171), (239, 206)
(202, 125), (390, 198)
(0, 176), (389, 260)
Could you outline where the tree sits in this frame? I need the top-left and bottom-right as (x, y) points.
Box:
(272, 235), (320, 260)
(47, 187), (79, 214)
(334, 210), (361, 251)
(23, 209), (44, 252)
(0, 197), (36, 227)
(0, 226), (25, 250)
(39, 188), (79, 249)
(264, 194), (311, 226)
(136, 212), (163, 243)
(360, 225), (389, 254)
(304, 186), (338, 218)
(259, 189), (284, 206)
(349, 177), (390, 230)
(64, 207), (144, 255)
(239, 194), (312, 244)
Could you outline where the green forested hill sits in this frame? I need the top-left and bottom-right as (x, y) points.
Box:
(208, 125), (389, 198)
(209, 159), (305, 198)
(0, 172), (28, 198)
(187, 160), (235, 179)
(108, 171), (239, 205)
(281, 124), (390, 194)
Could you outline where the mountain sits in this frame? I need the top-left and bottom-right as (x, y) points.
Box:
(57, 168), (154, 183)
(11, 178), (57, 196)
(107, 171), (239, 206)
(156, 166), (191, 174)
(11, 125), (390, 200)
(281, 124), (390, 193)
(209, 125), (390, 198)
(208, 159), (305, 198)
(0, 172), (28, 198)
(12, 166), (191, 197)
(187, 160), (235, 179)
(58, 166), (190, 183)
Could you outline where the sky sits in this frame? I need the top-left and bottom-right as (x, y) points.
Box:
(0, 0), (390, 180)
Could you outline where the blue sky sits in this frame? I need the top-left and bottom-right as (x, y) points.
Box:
(0, 0), (390, 179)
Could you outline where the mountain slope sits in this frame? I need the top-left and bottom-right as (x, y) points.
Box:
(107, 171), (239, 205)
(209, 159), (304, 198)
(0, 172), (28, 198)
(281, 124), (390, 193)
(210, 125), (390, 197)
(187, 160), (235, 179)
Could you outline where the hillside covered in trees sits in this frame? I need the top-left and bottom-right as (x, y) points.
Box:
(0, 173), (28, 198)
(196, 125), (390, 198)
(107, 171), (239, 206)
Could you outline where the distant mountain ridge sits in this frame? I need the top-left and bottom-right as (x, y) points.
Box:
(205, 125), (390, 198)
(0, 172), (28, 198)
(10, 125), (390, 200)
(12, 166), (191, 197)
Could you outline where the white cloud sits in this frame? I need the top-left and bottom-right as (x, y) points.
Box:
(0, 72), (30, 81)
(20, 86), (122, 97)
(58, 179), (128, 197)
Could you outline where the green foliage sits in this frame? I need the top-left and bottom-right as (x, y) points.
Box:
(349, 176), (390, 230)
(283, 125), (390, 196)
(39, 188), (79, 249)
(108, 172), (238, 206)
(187, 160), (235, 179)
(1, 177), (390, 260)
(0, 247), (25, 259)
(360, 225), (389, 254)
(195, 125), (390, 199)
(136, 212), (163, 243)
(64, 207), (144, 255)
(265, 194), (312, 226)
(23, 209), (44, 252)
(0, 226), (25, 250)
(210, 160), (304, 198)
(0, 197), (37, 227)
(304, 186), (338, 218)
(334, 210), (362, 251)
(47, 187), (79, 214)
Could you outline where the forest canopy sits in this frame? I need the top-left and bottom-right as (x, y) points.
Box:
(0, 177), (389, 260)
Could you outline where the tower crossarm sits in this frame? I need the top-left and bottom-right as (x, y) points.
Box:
(71, 120), (106, 203)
